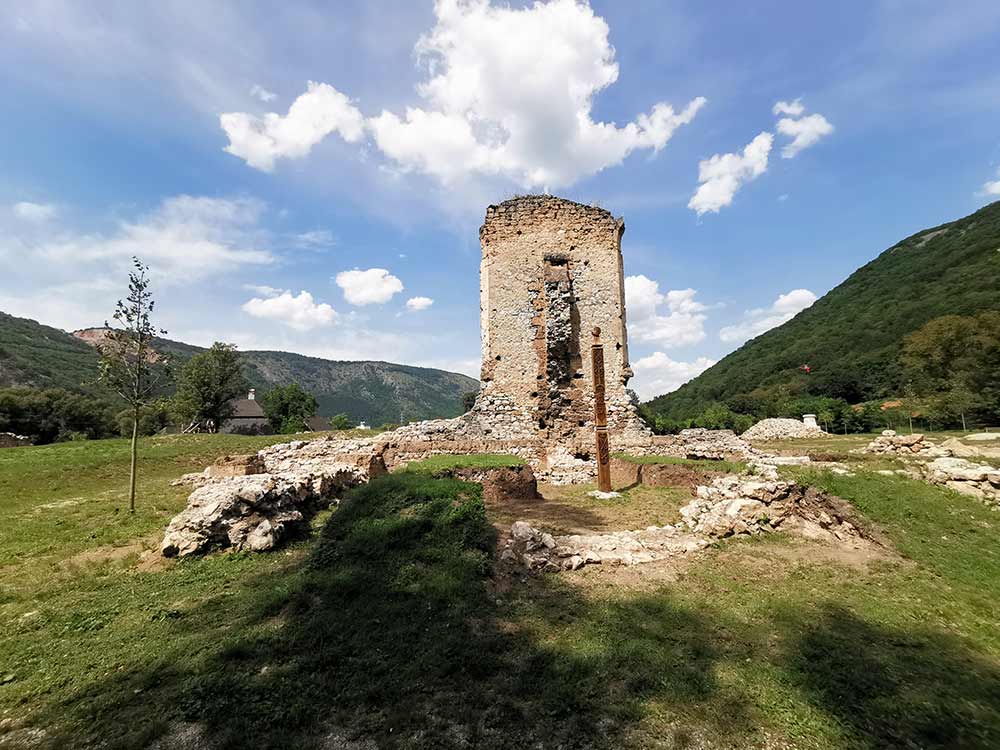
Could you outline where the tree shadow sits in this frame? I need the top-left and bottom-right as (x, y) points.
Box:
(37, 473), (751, 750)
(784, 603), (1000, 749)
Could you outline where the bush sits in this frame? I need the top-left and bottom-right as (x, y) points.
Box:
(0, 387), (118, 444)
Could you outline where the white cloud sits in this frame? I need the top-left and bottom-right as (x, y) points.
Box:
(773, 99), (834, 158)
(293, 229), (335, 249)
(688, 132), (773, 215)
(220, 81), (365, 171)
(242, 290), (337, 330)
(29, 195), (273, 283)
(719, 288), (817, 344)
(335, 268), (404, 306)
(243, 284), (284, 297)
(249, 84), (277, 103)
(983, 168), (1000, 195)
(13, 201), (57, 222)
(625, 275), (707, 347)
(221, 0), (705, 188)
(776, 113), (834, 158)
(630, 352), (716, 400)
(406, 296), (434, 311)
(772, 99), (805, 117)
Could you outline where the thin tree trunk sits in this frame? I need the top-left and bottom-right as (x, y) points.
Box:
(961, 413), (967, 433)
(129, 407), (139, 513)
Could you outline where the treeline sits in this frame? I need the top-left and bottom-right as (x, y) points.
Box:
(643, 311), (1000, 435)
(0, 344), (361, 445)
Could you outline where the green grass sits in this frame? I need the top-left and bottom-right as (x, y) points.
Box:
(402, 453), (525, 473)
(1, 435), (999, 748)
(614, 453), (748, 474)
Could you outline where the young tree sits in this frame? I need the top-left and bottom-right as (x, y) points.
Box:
(260, 383), (319, 434)
(98, 258), (167, 511)
(172, 343), (249, 432)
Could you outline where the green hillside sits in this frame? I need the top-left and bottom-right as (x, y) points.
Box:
(0, 316), (478, 424)
(0, 313), (101, 391)
(646, 200), (1000, 421)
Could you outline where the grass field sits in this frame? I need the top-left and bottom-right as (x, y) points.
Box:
(1, 434), (998, 749)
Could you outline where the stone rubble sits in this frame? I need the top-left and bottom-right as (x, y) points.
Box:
(741, 418), (826, 441)
(860, 430), (950, 457)
(160, 437), (386, 557)
(501, 470), (864, 573)
(924, 456), (1000, 507)
(0, 431), (32, 448)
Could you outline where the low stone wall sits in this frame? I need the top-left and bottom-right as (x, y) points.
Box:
(0, 432), (32, 448)
(861, 430), (948, 457)
(925, 457), (1000, 507)
(501, 470), (869, 573)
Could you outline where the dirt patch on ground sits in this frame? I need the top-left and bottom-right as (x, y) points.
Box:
(637, 463), (724, 493)
(61, 541), (147, 569)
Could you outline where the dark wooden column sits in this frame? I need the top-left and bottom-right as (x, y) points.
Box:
(591, 327), (612, 492)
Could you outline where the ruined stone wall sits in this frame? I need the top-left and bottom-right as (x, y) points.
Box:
(475, 195), (648, 457)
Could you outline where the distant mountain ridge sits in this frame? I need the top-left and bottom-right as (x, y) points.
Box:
(645, 200), (1000, 420)
(0, 314), (478, 424)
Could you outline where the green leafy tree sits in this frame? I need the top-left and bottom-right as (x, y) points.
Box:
(329, 413), (355, 430)
(172, 343), (248, 432)
(817, 408), (835, 432)
(0, 387), (118, 444)
(461, 390), (478, 412)
(260, 383), (319, 434)
(98, 258), (168, 511)
(116, 398), (172, 438)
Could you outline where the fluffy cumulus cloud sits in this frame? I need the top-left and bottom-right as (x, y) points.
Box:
(12, 201), (57, 222)
(220, 0), (705, 188)
(982, 167), (1000, 196)
(242, 289), (337, 330)
(406, 296), (434, 311)
(688, 132), (773, 215)
(624, 275), (708, 347)
(772, 99), (805, 117)
(773, 99), (834, 158)
(221, 81), (366, 171)
(629, 352), (716, 400)
(335, 268), (404, 306)
(719, 288), (817, 344)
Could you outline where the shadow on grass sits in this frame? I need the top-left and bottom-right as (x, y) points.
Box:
(38, 473), (747, 750)
(786, 604), (1000, 749)
(32, 474), (1000, 749)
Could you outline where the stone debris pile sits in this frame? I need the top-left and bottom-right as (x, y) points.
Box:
(161, 437), (388, 557)
(861, 430), (949, 457)
(0, 432), (32, 448)
(924, 456), (1000, 507)
(161, 464), (366, 557)
(501, 470), (865, 573)
(742, 418), (826, 441)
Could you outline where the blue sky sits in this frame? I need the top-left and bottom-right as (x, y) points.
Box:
(2, 0), (998, 399)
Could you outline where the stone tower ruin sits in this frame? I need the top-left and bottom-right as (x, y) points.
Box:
(474, 195), (647, 452)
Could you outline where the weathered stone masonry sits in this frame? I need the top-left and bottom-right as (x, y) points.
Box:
(475, 195), (648, 462)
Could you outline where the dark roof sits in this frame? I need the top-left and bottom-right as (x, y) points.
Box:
(231, 398), (266, 419)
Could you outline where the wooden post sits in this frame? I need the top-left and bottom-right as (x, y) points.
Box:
(591, 327), (612, 492)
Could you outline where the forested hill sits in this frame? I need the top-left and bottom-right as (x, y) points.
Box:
(0, 314), (478, 424)
(645, 200), (1000, 421)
